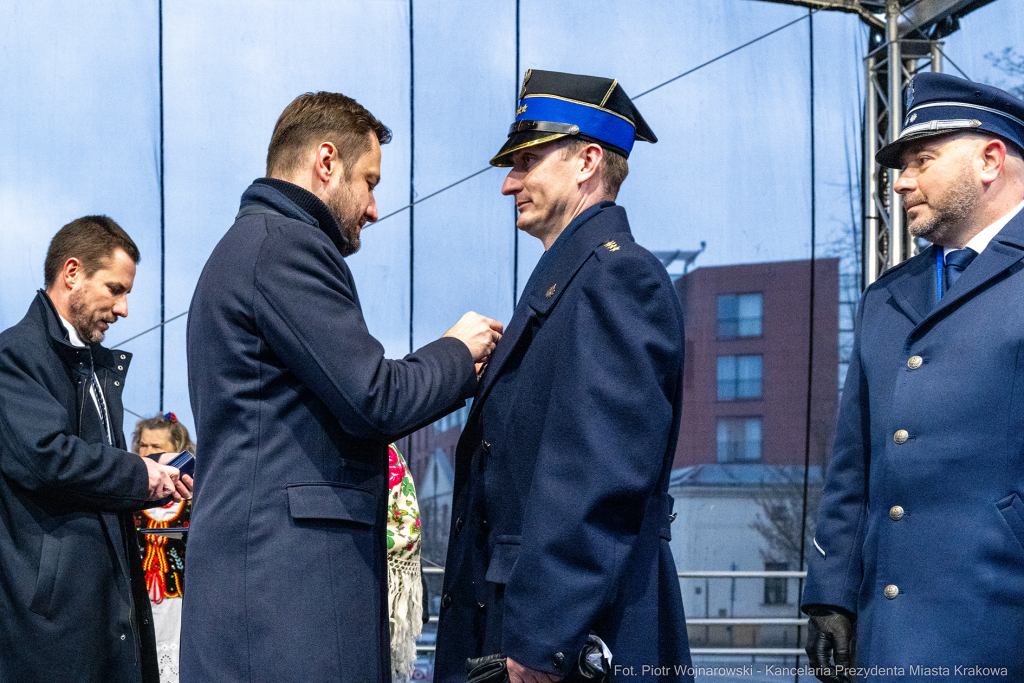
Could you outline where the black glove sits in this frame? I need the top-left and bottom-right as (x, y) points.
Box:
(805, 607), (856, 683)
(466, 653), (510, 683)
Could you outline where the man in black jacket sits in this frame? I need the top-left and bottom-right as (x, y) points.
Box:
(182, 92), (502, 683)
(0, 216), (192, 683)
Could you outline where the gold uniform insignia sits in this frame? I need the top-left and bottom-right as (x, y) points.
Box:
(546, 284), (557, 298)
(604, 240), (620, 252)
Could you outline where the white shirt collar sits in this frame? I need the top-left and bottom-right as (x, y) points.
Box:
(59, 315), (87, 348)
(943, 199), (1024, 258)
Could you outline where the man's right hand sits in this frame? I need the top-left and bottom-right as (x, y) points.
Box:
(443, 312), (503, 362)
(143, 457), (191, 502)
(805, 608), (856, 683)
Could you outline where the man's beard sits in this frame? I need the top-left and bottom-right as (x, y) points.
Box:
(325, 180), (362, 258)
(67, 288), (108, 343)
(905, 163), (978, 245)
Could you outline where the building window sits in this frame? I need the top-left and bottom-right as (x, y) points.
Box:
(764, 562), (789, 605)
(717, 355), (762, 400)
(716, 417), (762, 462)
(718, 293), (762, 338)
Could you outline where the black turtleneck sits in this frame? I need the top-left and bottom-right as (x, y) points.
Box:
(253, 178), (350, 255)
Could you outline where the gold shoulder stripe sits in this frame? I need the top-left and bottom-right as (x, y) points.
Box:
(604, 240), (621, 252)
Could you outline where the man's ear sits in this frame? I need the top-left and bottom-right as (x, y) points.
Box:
(314, 142), (342, 184)
(978, 137), (1007, 185)
(577, 143), (604, 185)
(61, 257), (83, 291)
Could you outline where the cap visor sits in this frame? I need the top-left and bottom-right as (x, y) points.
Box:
(490, 131), (569, 167)
(876, 129), (970, 169)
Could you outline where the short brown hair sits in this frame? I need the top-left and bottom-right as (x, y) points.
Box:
(131, 414), (194, 455)
(266, 92), (392, 178)
(44, 216), (140, 288)
(560, 138), (630, 199)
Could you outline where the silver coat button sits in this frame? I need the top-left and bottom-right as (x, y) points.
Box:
(907, 356), (923, 370)
(890, 505), (905, 521)
(114, 381), (120, 387)
(117, 365), (123, 371)
(894, 430), (909, 445)
(884, 584), (899, 599)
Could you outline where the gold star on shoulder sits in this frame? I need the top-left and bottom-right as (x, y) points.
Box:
(604, 240), (620, 252)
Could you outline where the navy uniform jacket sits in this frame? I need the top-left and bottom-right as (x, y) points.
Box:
(181, 180), (476, 683)
(803, 209), (1024, 679)
(0, 292), (158, 683)
(435, 203), (693, 683)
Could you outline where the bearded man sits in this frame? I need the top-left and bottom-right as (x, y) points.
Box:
(803, 73), (1024, 682)
(181, 92), (502, 683)
(0, 216), (191, 683)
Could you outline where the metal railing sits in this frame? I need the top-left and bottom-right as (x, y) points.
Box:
(417, 569), (810, 657)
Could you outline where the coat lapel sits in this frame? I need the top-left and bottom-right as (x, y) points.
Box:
(885, 245), (937, 326)
(920, 211), (1024, 329)
(469, 206), (633, 422)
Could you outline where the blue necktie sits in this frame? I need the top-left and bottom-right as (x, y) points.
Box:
(944, 247), (978, 292)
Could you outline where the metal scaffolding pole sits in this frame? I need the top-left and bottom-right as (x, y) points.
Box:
(886, 0), (905, 268)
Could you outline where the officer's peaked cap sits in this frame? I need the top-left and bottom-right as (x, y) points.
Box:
(877, 72), (1024, 169)
(490, 69), (657, 167)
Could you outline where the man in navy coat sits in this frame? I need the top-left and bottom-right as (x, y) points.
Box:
(181, 92), (502, 683)
(435, 70), (692, 683)
(803, 73), (1024, 682)
(0, 216), (191, 683)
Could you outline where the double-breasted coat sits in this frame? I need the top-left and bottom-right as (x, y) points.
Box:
(803, 208), (1024, 679)
(181, 180), (476, 683)
(0, 292), (158, 683)
(434, 203), (693, 683)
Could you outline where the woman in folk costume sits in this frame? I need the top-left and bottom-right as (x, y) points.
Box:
(387, 443), (426, 682)
(133, 413), (194, 683)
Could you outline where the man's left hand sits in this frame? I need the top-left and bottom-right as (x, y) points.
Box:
(507, 658), (562, 683)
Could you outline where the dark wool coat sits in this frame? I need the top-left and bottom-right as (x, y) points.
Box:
(181, 180), (476, 683)
(803, 209), (1024, 680)
(434, 203), (693, 683)
(0, 292), (158, 683)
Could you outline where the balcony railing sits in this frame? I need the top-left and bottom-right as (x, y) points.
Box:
(417, 568), (809, 656)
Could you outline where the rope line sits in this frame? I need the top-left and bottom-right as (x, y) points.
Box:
(111, 310), (188, 347)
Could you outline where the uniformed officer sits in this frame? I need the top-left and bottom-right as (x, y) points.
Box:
(802, 73), (1024, 682)
(434, 70), (693, 683)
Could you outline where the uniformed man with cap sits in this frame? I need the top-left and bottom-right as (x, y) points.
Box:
(803, 72), (1024, 683)
(434, 69), (693, 683)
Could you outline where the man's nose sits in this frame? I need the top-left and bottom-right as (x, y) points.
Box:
(893, 171), (914, 195)
(113, 296), (128, 318)
(365, 196), (378, 223)
(501, 172), (521, 196)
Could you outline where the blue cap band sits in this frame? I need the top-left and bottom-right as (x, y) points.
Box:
(516, 96), (636, 155)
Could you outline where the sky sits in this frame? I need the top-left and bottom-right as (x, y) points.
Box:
(0, 0), (1020, 440)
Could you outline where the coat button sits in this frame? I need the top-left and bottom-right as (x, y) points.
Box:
(889, 505), (905, 521)
(441, 594), (452, 609)
(455, 517), (464, 533)
(477, 602), (486, 612)
(884, 584), (899, 599)
(907, 356), (923, 370)
(552, 652), (565, 668)
(117, 365), (123, 371)
(120, 634), (126, 640)
(893, 429), (909, 445)
(120, 354), (126, 359)
(114, 381), (120, 387)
